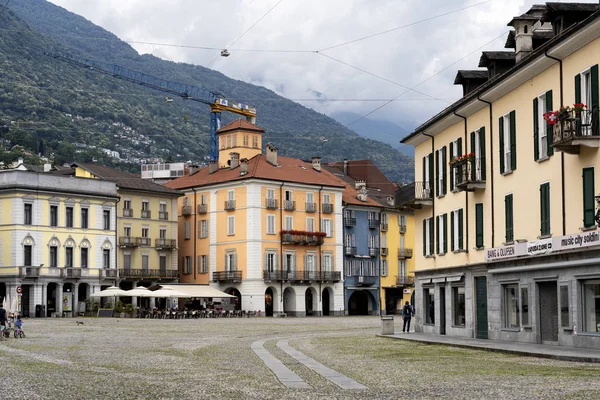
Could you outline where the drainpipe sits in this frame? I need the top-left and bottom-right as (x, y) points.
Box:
(421, 133), (435, 253)
(193, 188), (197, 281)
(318, 185), (323, 312)
(545, 50), (566, 236)
(454, 110), (469, 253)
(115, 195), (120, 285)
(279, 182), (285, 307)
(477, 95), (495, 247)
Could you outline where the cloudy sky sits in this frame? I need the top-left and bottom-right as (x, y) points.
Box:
(48, 0), (597, 132)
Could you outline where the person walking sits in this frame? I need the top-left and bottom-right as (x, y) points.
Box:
(0, 303), (7, 339)
(402, 301), (414, 333)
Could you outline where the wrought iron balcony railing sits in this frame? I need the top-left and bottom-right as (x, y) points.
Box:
(344, 217), (356, 227)
(356, 275), (377, 286)
(345, 246), (357, 256)
(263, 270), (341, 282)
(265, 198), (278, 209)
(140, 237), (151, 246)
(395, 181), (433, 208)
(397, 275), (415, 286)
(368, 247), (377, 257)
(552, 110), (599, 154)
(119, 236), (142, 247)
(399, 224), (407, 234)
(118, 269), (178, 279)
(380, 223), (388, 232)
(123, 208), (133, 217)
(212, 270), (242, 282)
(284, 200), (296, 211)
(155, 238), (176, 250)
(197, 204), (207, 214)
(454, 157), (485, 190)
(181, 205), (192, 216)
(369, 219), (380, 229)
(322, 203), (334, 214)
(141, 210), (151, 219)
(224, 200), (236, 211)
(305, 202), (316, 212)
(398, 248), (414, 259)
(159, 211), (169, 220)
(381, 247), (388, 256)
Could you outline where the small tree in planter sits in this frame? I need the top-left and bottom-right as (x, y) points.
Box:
(124, 303), (135, 318)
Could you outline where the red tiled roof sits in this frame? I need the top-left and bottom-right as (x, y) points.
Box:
(322, 165), (385, 207)
(165, 154), (345, 190)
(325, 159), (396, 195)
(217, 119), (264, 134)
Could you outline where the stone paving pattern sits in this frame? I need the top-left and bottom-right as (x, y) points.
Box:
(1, 317), (600, 399)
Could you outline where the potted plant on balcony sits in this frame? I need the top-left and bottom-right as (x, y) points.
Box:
(449, 152), (475, 167)
(556, 105), (572, 121)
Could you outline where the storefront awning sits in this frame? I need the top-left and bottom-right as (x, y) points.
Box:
(159, 285), (236, 298)
(446, 274), (464, 282)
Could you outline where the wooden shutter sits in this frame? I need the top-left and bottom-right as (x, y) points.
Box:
(546, 90), (554, 156)
(470, 131), (476, 181)
(442, 146), (447, 195)
(428, 154), (434, 193)
(436, 216), (440, 254)
(422, 156), (426, 185)
(442, 213), (448, 254)
(224, 253), (228, 271)
(458, 208), (464, 250)
(540, 183), (550, 236)
(475, 203), (484, 248)
(480, 127), (486, 181)
(423, 219), (427, 256)
(505, 195), (514, 242)
(449, 143), (455, 191)
(499, 117), (505, 174)
(457, 138), (463, 157)
(510, 111), (517, 171)
(429, 218), (434, 256)
(533, 97), (539, 161)
(264, 253), (268, 271)
(435, 149), (440, 197)
(575, 73), (581, 103)
(451, 211), (455, 251)
(583, 167), (595, 227)
(591, 65), (599, 137)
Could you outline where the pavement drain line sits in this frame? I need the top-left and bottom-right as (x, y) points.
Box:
(0, 344), (73, 366)
(251, 339), (312, 390)
(277, 339), (367, 390)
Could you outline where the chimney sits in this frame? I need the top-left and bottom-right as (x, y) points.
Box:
(357, 186), (368, 202)
(386, 196), (395, 207)
(266, 142), (278, 166)
(355, 180), (366, 190)
(209, 161), (218, 174)
(188, 164), (200, 175)
(343, 159), (348, 175)
(508, 17), (535, 62)
(311, 156), (321, 172)
(240, 158), (248, 176)
(44, 163), (52, 172)
(229, 152), (240, 169)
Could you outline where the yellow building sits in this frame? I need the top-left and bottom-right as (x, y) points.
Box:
(166, 120), (346, 316)
(0, 167), (119, 317)
(400, 3), (600, 348)
(72, 163), (181, 299)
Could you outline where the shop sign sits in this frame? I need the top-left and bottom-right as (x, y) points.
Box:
(553, 230), (600, 252)
(527, 238), (553, 256)
(485, 242), (527, 261)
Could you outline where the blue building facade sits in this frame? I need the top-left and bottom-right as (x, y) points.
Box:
(343, 205), (381, 315)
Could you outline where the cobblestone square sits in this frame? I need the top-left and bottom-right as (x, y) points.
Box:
(2, 317), (600, 399)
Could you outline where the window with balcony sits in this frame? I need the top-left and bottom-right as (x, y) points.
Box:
(265, 252), (277, 273)
(322, 194), (333, 213)
(451, 209), (463, 251)
(103, 249), (110, 269)
(123, 199), (133, 217)
(449, 138), (461, 191)
(141, 201), (150, 218)
(284, 190), (294, 210)
(306, 192), (315, 212)
(160, 229), (167, 239)
(66, 206), (73, 228)
(228, 216), (235, 236)
(306, 217), (314, 232)
(49, 246), (58, 268)
(81, 208), (89, 229)
(534, 91), (554, 161)
(305, 253), (316, 272)
(505, 194), (514, 242)
(225, 251), (237, 271)
(81, 248), (88, 268)
(540, 182), (550, 236)
(576, 66), (598, 138)
(322, 252), (332, 272)
(266, 215), (275, 235)
(399, 214), (407, 233)
(65, 247), (73, 268)
(159, 202), (168, 220)
(436, 146), (447, 196)
(436, 213), (447, 255)
(24, 203), (32, 225)
(500, 111), (516, 173)
(103, 210), (111, 230)
(284, 252), (296, 273)
(24, 245), (32, 266)
(50, 205), (58, 227)
(470, 127), (486, 182)
(142, 228), (150, 245)
(583, 167), (595, 228)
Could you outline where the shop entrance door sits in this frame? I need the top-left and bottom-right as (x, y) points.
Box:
(538, 281), (558, 343)
(475, 276), (488, 339)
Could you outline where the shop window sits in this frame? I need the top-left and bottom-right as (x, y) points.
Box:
(424, 287), (435, 325)
(560, 285), (570, 328)
(503, 284), (520, 328)
(452, 286), (465, 326)
(521, 286), (529, 326)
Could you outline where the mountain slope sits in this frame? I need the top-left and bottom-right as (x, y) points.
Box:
(4, 0), (414, 181)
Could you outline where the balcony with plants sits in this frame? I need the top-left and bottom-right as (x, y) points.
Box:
(549, 104), (599, 154)
(452, 152), (485, 191)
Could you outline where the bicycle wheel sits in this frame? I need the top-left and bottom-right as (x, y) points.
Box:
(13, 330), (18, 338)
(19, 332), (24, 338)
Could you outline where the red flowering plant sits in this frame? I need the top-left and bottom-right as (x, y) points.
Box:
(572, 103), (587, 113)
(449, 152), (475, 166)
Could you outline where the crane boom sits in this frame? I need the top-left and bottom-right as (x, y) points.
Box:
(45, 52), (257, 164)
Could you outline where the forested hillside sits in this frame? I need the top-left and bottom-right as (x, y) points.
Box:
(2, 0), (414, 181)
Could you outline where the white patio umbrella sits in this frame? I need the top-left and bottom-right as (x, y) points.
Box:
(149, 287), (188, 298)
(125, 286), (151, 297)
(89, 286), (128, 298)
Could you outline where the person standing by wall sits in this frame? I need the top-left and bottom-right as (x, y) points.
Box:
(402, 301), (414, 333)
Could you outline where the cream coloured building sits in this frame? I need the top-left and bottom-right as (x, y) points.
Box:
(400, 3), (600, 348)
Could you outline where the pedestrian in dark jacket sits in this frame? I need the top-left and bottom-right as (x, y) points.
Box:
(402, 301), (414, 333)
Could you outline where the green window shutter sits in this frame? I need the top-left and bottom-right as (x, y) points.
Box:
(480, 128), (486, 181)
(475, 203), (484, 248)
(470, 131), (476, 181)
(583, 167), (595, 227)
(422, 156), (426, 185)
(591, 65), (599, 136)
(435, 150), (440, 197)
(442, 146), (447, 195)
(458, 208), (464, 250)
(505, 194), (514, 242)
(457, 137), (463, 156)
(443, 213), (448, 254)
(451, 210), (455, 251)
(449, 143), (455, 191)
(499, 117), (505, 174)
(546, 90), (554, 156)
(510, 111), (517, 171)
(423, 219), (427, 256)
(533, 97), (539, 161)
(436, 216), (440, 254)
(575, 73), (581, 103)
(429, 218), (434, 256)
(540, 183), (550, 236)
(428, 154), (434, 194)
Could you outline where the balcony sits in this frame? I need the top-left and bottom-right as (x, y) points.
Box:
(552, 110), (599, 154)
(395, 181), (433, 209)
(281, 231), (325, 246)
(123, 208), (133, 217)
(396, 275), (415, 287)
(141, 209), (151, 219)
(181, 205), (192, 216)
(454, 157), (485, 191)
(344, 217), (356, 227)
(159, 211), (169, 220)
(380, 223), (388, 232)
(103, 269), (118, 279)
(398, 248), (414, 259)
(155, 238), (176, 250)
(345, 246), (357, 256)
(381, 247), (388, 256)
(140, 237), (151, 246)
(368, 247), (377, 257)
(265, 198), (278, 209)
(65, 268), (82, 279)
(284, 200), (296, 211)
(197, 204), (207, 214)
(368, 219), (380, 229)
(118, 269), (178, 280)
(119, 236), (142, 248)
(22, 266), (39, 278)
(322, 203), (334, 214)
(263, 270), (341, 283)
(224, 200), (236, 211)
(356, 275), (377, 286)
(305, 202), (316, 212)
(399, 224), (407, 234)
(212, 270), (242, 282)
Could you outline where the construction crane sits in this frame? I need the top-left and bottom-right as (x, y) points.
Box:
(44, 52), (257, 165)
